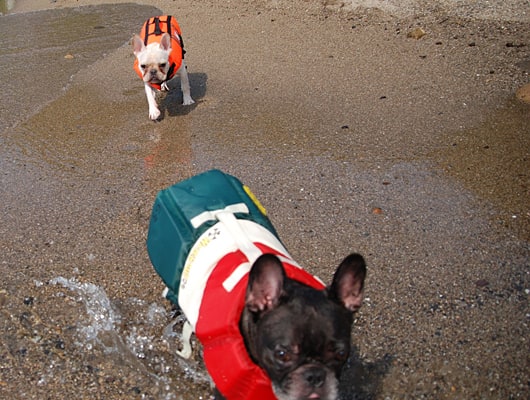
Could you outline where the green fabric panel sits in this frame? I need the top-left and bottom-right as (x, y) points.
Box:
(146, 169), (278, 303)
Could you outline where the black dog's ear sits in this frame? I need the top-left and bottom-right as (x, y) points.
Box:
(328, 253), (367, 313)
(245, 254), (286, 313)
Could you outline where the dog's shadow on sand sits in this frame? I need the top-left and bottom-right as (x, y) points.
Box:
(159, 72), (208, 119)
(339, 347), (393, 400)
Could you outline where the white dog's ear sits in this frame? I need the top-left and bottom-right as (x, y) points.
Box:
(132, 34), (145, 55)
(159, 33), (172, 51)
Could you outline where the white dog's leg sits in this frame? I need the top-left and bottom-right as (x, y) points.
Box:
(144, 83), (161, 120)
(177, 61), (195, 106)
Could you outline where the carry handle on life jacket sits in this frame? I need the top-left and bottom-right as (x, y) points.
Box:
(143, 16), (186, 59)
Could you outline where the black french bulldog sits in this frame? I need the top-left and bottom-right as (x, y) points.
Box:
(226, 252), (367, 400)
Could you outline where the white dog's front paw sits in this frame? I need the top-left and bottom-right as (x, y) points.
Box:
(182, 96), (195, 106)
(149, 107), (161, 120)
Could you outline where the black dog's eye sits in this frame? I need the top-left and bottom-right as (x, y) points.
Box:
(328, 342), (349, 363)
(335, 349), (348, 362)
(274, 349), (292, 363)
(159, 63), (167, 68)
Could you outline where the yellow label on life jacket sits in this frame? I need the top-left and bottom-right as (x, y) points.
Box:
(243, 185), (267, 216)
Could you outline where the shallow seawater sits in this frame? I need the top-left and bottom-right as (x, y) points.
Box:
(48, 276), (211, 397)
(0, 0), (15, 15)
(434, 100), (530, 240)
(0, 4), (210, 399)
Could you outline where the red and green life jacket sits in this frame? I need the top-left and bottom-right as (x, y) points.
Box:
(146, 170), (325, 399)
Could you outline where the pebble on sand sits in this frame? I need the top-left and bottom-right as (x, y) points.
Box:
(407, 27), (426, 40)
(515, 83), (530, 104)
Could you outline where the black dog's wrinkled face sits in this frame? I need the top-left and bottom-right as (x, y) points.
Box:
(240, 254), (366, 400)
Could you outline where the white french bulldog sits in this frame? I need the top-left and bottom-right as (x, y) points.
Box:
(132, 16), (194, 120)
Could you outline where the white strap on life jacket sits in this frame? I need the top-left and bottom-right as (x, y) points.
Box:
(190, 203), (250, 228)
(215, 211), (264, 292)
(176, 320), (194, 359)
(178, 206), (294, 327)
(189, 204), (265, 292)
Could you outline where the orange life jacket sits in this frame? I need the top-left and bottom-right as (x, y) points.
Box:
(133, 16), (185, 90)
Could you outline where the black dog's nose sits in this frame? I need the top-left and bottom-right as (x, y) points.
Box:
(304, 367), (326, 388)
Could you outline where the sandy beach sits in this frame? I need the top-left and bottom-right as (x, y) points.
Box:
(0, 0), (528, 399)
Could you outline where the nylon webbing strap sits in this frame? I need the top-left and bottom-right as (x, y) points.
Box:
(167, 16), (173, 36)
(155, 17), (162, 35)
(144, 16), (171, 45)
(143, 20), (149, 45)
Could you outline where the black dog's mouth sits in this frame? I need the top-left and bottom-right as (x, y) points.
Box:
(272, 365), (339, 400)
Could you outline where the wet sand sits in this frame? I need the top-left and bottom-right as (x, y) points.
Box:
(0, 0), (528, 399)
